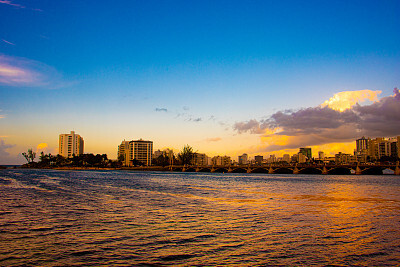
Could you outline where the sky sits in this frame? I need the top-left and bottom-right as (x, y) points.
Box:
(1, 0), (400, 164)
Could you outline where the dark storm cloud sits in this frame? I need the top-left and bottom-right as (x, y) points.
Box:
(353, 88), (400, 136)
(233, 88), (400, 149)
(264, 107), (359, 136)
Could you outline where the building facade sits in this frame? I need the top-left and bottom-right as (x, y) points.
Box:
(238, 153), (248, 165)
(193, 153), (208, 166)
(367, 137), (398, 160)
(254, 155), (263, 165)
(282, 154), (291, 163)
(299, 147), (312, 160)
(59, 131), (84, 158)
(118, 139), (153, 166)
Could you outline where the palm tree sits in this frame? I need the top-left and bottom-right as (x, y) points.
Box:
(178, 145), (194, 165)
(22, 149), (36, 163)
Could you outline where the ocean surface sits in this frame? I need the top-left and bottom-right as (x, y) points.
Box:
(0, 169), (399, 266)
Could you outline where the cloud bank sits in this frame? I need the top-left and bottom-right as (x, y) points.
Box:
(234, 89), (400, 152)
(0, 139), (15, 163)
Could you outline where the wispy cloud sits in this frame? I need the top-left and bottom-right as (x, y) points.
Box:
(0, 0), (42, 11)
(2, 39), (15, 45)
(190, 117), (202, 122)
(233, 89), (400, 152)
(0, 0), (25, 8)
(0, 54), (72, 89)
(155, 108), (168, 112)
(206, 137), (222, 142)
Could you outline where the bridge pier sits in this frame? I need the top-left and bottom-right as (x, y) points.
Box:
(355, 165), (362, 175)
(268, 166), (274, 174)
(395, 162), (400, 175)
(322, 166), (328, 175)
(293, 167), (299, 174)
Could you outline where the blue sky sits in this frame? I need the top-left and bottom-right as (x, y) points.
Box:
(1, 0), (400, 164)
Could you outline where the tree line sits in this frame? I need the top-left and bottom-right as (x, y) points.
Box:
(21, 145), (196, 168)
(21, 150), (118, 168)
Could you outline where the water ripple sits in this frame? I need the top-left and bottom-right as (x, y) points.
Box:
(0, 169), (399, 266)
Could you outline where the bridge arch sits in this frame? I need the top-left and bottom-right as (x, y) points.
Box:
(231, 168), (247, 173)
(250, 168), (269, 173)
(328, 167), (352, 175)
(298, 167), (322, 174)
(273, 167), (293, 174)
(198, 168), (211, 172)
(213, 167), (228, 173)
(361, 167), (384, 175)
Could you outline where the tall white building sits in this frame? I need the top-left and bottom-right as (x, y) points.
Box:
(118, 139), (153, 166)
(59, 131), (84, 158)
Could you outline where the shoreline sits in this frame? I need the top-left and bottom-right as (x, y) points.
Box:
(0, 166), (398, 176)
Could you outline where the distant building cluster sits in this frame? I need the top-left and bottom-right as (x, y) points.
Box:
(355, 136), (400, 162)
(58, 131), (400, 167)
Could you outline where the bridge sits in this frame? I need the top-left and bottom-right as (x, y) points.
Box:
(168, 162), (400, 175)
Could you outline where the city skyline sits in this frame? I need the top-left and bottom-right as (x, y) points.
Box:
(1, 0), (400, 164)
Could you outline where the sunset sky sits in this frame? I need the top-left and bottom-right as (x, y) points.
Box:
(1, 0), (400, 164)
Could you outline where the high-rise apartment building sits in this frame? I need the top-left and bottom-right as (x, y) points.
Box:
(118, 139), (153, 166)
(397, 136), (400, 158)
(238, 153), (248, 165)
(255, 155), (263, 165)
(193, 153), (208, 166)
(298, 152), (307, 163)
(299, 148), (312, 160)
(59, 131), (84, 158)
(367, 137), (398, 160)
(283, 154), (291, 163)
(356, 137), (370, 152)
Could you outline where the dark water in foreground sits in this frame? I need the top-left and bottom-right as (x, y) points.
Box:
(0, 170), (399, 266)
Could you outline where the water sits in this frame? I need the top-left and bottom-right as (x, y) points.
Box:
(0, 169), (399, 266)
